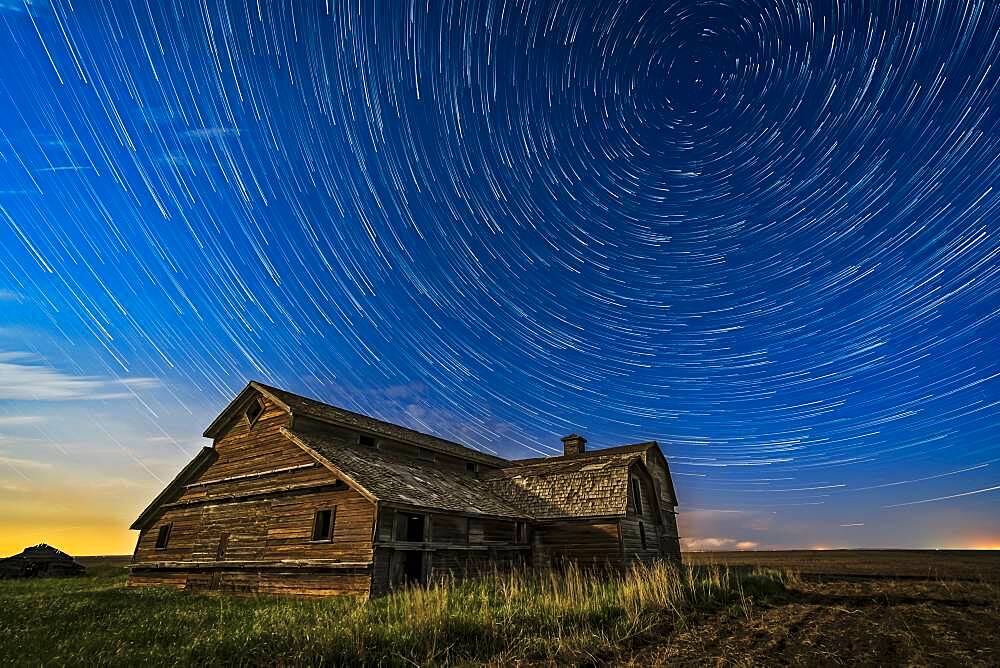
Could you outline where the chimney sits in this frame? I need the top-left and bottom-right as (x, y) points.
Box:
(561, 433), (587, 456)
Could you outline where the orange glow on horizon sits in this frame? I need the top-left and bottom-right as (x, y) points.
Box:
(1, 523), (136, 559)
(965, 541), (1000, 550)
(0, 482), (146, 558)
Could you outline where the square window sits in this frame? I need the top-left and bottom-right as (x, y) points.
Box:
(154, 523), (172, 550)
(359, 434), (376, 447)
(312, 508), (336, 541)
(466, 462), (479, 473)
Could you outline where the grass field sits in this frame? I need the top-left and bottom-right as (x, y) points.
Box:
(0, 559), (793, 666)
(2, 551), (998, 666)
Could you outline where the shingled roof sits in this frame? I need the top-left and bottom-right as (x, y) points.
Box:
(512, 441), (678, 507)
(204, 382), (509, 468)
(283, 429), (529, 519)
(482, 451), (644, 519)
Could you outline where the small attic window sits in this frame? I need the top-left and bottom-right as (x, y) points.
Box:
(630, 478), (643, 514)
(359, 434), (376, 447)
(245, 397), (264, 427)
(154, 523), (172, 550)
(466, 462), (479, 473)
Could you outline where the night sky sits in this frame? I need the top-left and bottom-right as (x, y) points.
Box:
(1, 0), (998, 555)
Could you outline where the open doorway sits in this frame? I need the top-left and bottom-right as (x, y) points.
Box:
(402, 551), (425, 585)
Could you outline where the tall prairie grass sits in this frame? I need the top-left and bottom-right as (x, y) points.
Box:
(0, 561), (796, 666)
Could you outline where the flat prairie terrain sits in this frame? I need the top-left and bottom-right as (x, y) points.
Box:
(1, 551), (997, 666)
(624, 550), (1000, 666)
(685, 549), (1000, 581)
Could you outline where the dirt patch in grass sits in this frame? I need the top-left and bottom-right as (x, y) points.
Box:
(620, 571), (1000, 666)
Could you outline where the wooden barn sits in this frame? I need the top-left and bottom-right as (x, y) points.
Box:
(0, 544), (86, 579)
(128, 382), (681, 597)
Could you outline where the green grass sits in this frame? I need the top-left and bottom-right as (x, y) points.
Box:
(0, 562), (797, 666)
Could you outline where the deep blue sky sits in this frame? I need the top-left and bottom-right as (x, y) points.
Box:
(0, 0), (998, 553)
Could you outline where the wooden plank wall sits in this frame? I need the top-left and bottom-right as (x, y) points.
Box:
(430, 514), (468, 543)
(620, 518), (666, 565)
(622, 463), (674, 564)
(128, 394), (377, 596)
(641, 450), (682, 560)
(428, 548), (526, 583)
(532, 520), (622, 568)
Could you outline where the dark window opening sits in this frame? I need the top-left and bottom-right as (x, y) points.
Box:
(216, 533), (229, 560)
(465, 461), (478, 473)
(630, 478), (643, 514)
(516, 521), (528, 544)
(245, 398), (264, 427)
(396, 512), (426, 542)
(154, 523), (172, 550)
(312, 508), (336, 541)
(359, 434), (376, 447)
(639, 521), (647, 550)
(417, 448), (435, 462)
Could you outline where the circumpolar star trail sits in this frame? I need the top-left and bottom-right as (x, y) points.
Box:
(0, 0), (998, 551)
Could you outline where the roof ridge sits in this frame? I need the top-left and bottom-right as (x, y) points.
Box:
(247, 381), (511, 467)
(511, 441), (658, 466)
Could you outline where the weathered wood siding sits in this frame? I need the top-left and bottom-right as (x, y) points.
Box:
(532, 519), (622, 568)
(369, 507), (526, 594)
(642, 449), (676, 507)
(431, 514), (469, 543)
(428, 548), (527, 583)
(183, 398), (318, 492)
(622, 463), (676, 564)
(620, 518), (665, 565)
(638, 452), (682, 561)
(128, 395), (376, 596)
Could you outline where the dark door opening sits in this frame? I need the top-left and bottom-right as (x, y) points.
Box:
(397, 513), (426, 542)
(402, 551), (424, 585)
(407, 514), (425, 542)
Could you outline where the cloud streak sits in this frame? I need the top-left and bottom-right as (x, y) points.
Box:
(681, 537), (760, 551)
(0, 352), (159, 401)
(0, 416), (42, 426)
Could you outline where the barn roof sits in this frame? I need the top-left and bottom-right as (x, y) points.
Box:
(283, 429), (529, 519)
(482, 451), (652, 519)
(205, 382), (509, 468)
(511, 441), (678, 507)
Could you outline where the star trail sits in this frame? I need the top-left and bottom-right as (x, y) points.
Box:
(0, 0), (998, 553)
